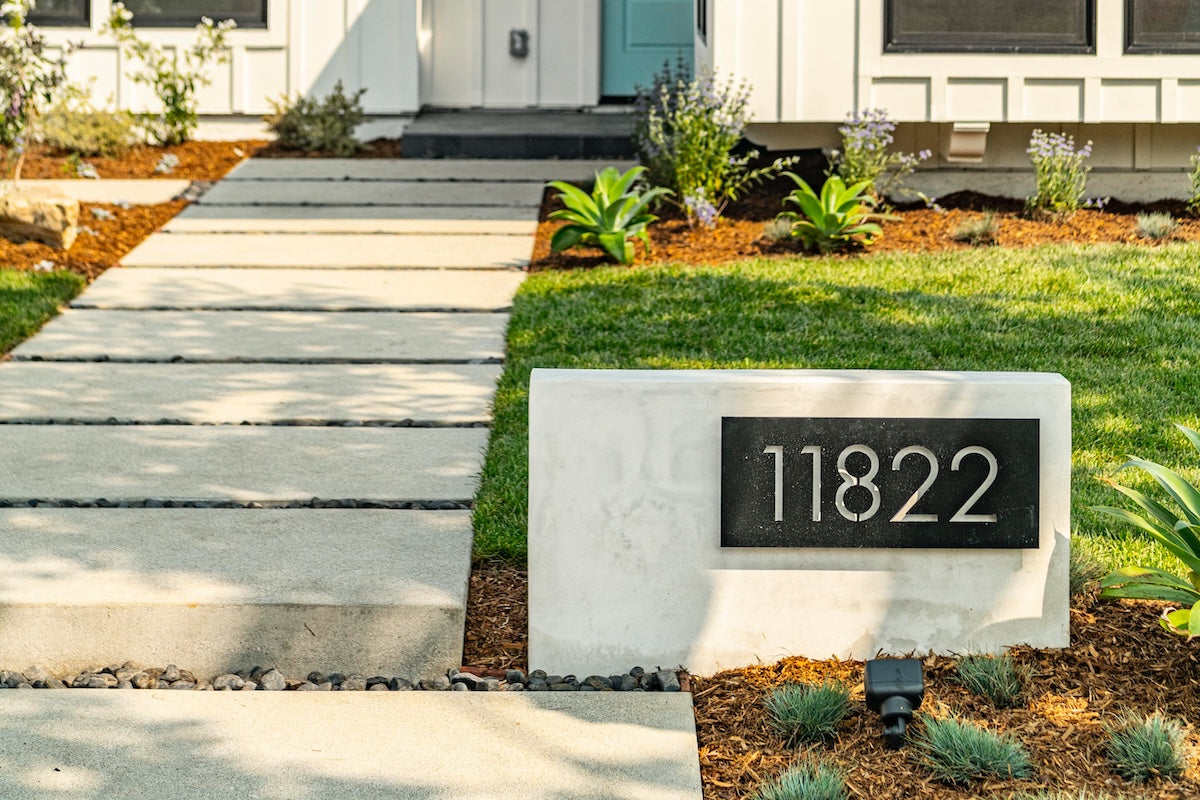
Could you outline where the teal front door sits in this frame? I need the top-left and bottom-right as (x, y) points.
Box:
(601, 0), (694, 97)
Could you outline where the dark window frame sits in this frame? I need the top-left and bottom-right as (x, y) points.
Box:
(1126, 0), (1200, 53)
(120, 1), (267, 29)
(696, 0), (707, 44)
(884, 0), (1096, 54)
(25, 0), (89, 27)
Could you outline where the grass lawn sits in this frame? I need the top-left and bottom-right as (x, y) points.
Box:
(474, 242), (1200, 575)
(0, 268), (84, 355)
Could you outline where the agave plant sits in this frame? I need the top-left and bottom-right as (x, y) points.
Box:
(546, 165), (671, 265)
(1092, 423), (1200, 637)
(777, 173), (895, 254)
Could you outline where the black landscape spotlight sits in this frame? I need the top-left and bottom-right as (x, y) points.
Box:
(864, 658), (924, 749)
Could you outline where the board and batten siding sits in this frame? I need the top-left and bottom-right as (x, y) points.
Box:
(44, 0), (600, 114)
(44, 0), (423, 115)
(698, 0), (1200, 170)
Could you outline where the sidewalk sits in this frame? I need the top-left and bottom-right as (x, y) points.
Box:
(0, 157), (701, 798)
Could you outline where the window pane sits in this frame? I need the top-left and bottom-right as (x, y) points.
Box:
(26, 0), (88, 26)
(887, 0), (1092, 52)
(122, 0), (266, 27)
(1128, 0), (1200, 51)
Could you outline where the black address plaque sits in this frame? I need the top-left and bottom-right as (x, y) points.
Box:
(720, 417), (1039, 548)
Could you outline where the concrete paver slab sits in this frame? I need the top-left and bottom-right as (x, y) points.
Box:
(120, 232), (531, 269)
(0, 426), (486, 501)
(225, 157), (636, 183)
(198, 179), (545, 207)
(164, 204), (537, 234)
(0, 509), (471, 677)
(75, 268), (526, 310)
(20, 179), (191, 205)
(13, 310), (509, 362)
(0, 363), (501, 423)
(0, 692), (701, 800)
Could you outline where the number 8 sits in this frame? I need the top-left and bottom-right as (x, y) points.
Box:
(835, 445), (880, 522)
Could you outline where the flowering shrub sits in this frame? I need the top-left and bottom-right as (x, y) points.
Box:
(832, 108), (930, 202)
(104, 2), (235, 145)
(1026, 129), (1092, 218)
(0, 0), (72, 181)
(634, 60), (790, 228)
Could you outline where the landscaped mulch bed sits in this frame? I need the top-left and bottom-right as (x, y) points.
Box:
(464, 566), (1200, 799)
(530, 180), (1200, 270)
(13, 139), (269, 180)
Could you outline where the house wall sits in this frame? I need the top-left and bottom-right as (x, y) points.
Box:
(44, 0), (422, 115)
(699, 0), (1200, 171)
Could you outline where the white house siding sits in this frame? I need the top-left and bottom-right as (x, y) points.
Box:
(44, 0), (422, 116)
(698, 0), (1200, 175)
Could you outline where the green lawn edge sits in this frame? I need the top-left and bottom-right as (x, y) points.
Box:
(0, 268), (85, 356)
(473, 242), (1200, 574)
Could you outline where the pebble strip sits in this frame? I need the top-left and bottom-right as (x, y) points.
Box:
(0, 664), (684, 693)
(0, 499), (471, 509)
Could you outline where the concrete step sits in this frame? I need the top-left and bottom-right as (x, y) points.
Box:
(75, 268), (526, 311)
(164, 204), (538, 234)
(0, 363), (501, 424)
(226, 157), (631, 183)
(402, 109), (637, 160)
(20, 179), (191, 205)
(0, 509), (471, 678)
(12, 310), (509, 362)
(0, 427), (486, 503)
(0, 692), (701, 800)
(120, 233), (532, 269)
(197, 180), (545, 207)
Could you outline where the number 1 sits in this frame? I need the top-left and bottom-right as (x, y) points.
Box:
(764, 446), (784, 521)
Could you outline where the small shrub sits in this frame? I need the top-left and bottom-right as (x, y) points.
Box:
(1068, 543), (1106, 597)
(956, 652), (1029, 708)
(1093, 423), (1200, 637)
(546, 165), (670, 265)
(951, 212), (999, 246)
(1026, 129), (1092, 219)
(761, 217), (793, 244)
(0, 0), (73, 181)
(1106, 712), (1187, 783)
(265, 80), (365, 156)
(633, 60), (791, 226)
(1135, 211), (1178, 240)
(777, 173), (895, 254)
(751, 759), (848, 800)
(1189, 146), (1200, 216)
(832, 108), (930, 202)
(764, 682), (851, 745)
(914, 716), (1033, 785)
(39, 102), (138, 158)
(104, 2), (235, 145)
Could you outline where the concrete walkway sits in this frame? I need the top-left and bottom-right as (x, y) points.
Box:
(0, 157), (701, 798)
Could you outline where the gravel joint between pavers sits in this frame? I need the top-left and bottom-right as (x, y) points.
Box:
(0, 664), (687, 694)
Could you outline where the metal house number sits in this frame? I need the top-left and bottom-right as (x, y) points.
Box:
(720, 417), (1040, 549)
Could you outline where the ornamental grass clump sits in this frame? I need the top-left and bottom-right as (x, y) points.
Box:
(764, 681), (851, 746)
(751, 759), (848, 800)
(951, 211), (999, 246)
(1105, 712), (1187, 783)
(633, 60), (789, 228)
(1189, 147), (1200, 216)
(104, 2), (235, 145)
(1135, 211), (1178, 240)
(914, 716), (1033, 785)
(1026, 129), (1092, 219)
(956, 652), (1029, 708)
(832, 108), (930, 203)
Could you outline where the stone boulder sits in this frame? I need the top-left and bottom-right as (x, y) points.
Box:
(0, 185), (79, 249)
